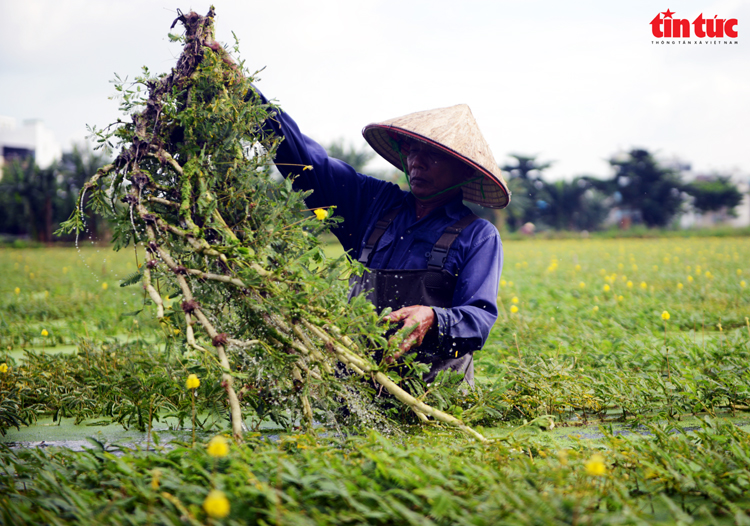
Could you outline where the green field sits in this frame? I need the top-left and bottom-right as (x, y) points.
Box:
(2, 238), (750, 524)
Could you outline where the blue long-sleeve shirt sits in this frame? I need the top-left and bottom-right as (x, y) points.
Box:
(257, 92), (503, 358)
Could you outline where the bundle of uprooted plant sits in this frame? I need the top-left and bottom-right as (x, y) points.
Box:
(60, 8), (486, 441)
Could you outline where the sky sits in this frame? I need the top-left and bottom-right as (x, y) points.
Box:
(1, 0), (748, 180)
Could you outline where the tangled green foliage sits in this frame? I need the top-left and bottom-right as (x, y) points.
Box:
(54, 9), (480, 437)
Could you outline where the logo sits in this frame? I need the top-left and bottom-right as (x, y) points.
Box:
(651, 9), (738, 43)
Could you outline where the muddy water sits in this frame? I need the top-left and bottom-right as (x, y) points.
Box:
(5, 413), (749, 452)
(483, 414), (750, 447)
(0, 414), (288, 451)
(5, 334), (160, 361)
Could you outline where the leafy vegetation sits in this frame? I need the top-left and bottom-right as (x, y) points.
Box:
(3, 234), (750, 523)
(1, 417), (750, 524)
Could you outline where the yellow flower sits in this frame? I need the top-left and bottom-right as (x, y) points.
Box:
(738, 269), (743, 276)
(705, 271), (712, 279)
(579, 282), (586, 289)
(63, 267), (68, 274)
(0, 363), (8, 373)
(592, 306), (599, 313)
(507, 281), (514, 287)
(585, 454), (606, 476)
(186, 374), (200, 390)
(618, 295), (624, 301)
(203, 489), (230, 519)
(510, 305), (519, 314)
(741, 281), (747, 288)
(575, 264), (581, 272)
(640, 281), (647, 290)
(511, 296), (519, 304)
(207, 435), (229, 458)
(632, 264), (638, 271)
(29, 273), (35, 279)
(101, 282), (108, 290)
(41, 329), (49, 337)
(653, 265), (658, 271)
(313, 208), (328, 220)
(677, 283), (683, 290)
(661, 311), (670, 321)
(150, 469), (161, 491)
(603, 284), (610, 292)
(687, 275), (694, 283)
(14, 287), (20, 294)
(500, 279), (507, 287)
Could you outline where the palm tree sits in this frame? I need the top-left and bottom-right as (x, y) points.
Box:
(539, 178), (608, 231)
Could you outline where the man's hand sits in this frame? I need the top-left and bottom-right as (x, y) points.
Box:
(384, 305), (436, 361)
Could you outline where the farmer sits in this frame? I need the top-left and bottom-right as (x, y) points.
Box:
(252, 88), (510, 386)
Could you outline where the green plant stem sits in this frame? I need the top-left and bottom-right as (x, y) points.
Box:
(191, 390), (196, 447)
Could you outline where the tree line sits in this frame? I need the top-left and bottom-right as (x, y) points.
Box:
(499, 149), (743, 232)
(0, 143), (743, 242)
(0, 146), (109, 243)
(328, 143), (744, 233)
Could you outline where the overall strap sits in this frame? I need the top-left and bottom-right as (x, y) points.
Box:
(427, 213), (479, 270)
(358, 208), (401, 265)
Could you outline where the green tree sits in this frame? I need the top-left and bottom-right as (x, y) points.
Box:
(0, 160), (58, 242)
(324, 139), (375, 173)
(0, 145), (109, 242)
(539, 178), (609, 231)
(683, 176), (743, 216)
(500, 154), (553, 231)
(597, 149), (684, 228)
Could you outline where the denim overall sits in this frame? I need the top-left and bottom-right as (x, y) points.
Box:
(349, 208), (479, 385)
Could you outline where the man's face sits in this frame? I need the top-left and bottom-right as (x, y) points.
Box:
(405, 141), (471, 200)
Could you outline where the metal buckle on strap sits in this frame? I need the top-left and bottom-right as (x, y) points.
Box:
(427, 246), (449, 269)
(358, 245), (374, 264)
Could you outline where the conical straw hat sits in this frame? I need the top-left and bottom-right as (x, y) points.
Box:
(362, 104), (510, 209)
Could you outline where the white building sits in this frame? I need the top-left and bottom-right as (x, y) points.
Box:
(0, 116), (62, 174)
